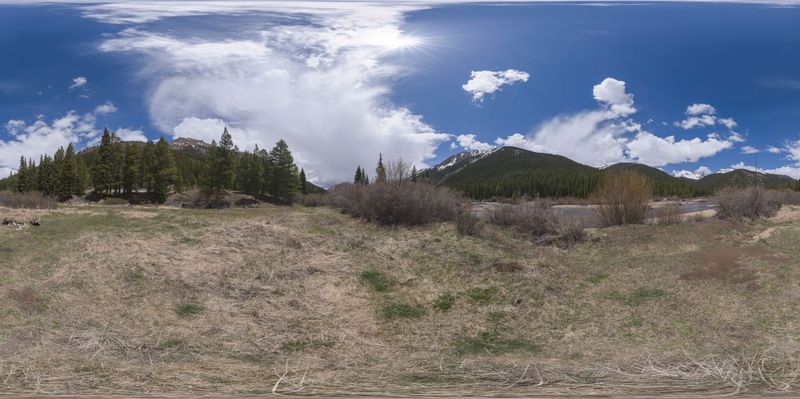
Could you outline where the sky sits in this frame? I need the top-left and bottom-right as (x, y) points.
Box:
(2, 1), (800, 185)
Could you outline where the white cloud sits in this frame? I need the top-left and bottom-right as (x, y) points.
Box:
(454, 134), (494, 152)
(592, 77), (635, 117)
(69, 76), (88, 90)
(1, 112), (96, 173)
(672, 166), (712, 180)
(741, 145), (760, 154)
(93, 101), (118, 115)
(767, 145), (783, 154)
(462, 69), (529, 102)
(114, 127), (147, 142)
(686, 103), (716, 115)
(5, 120), (26, 135)
(675, 102), (737, 131)
(98, 7), (451, 185)
(476, 77), (735, 167)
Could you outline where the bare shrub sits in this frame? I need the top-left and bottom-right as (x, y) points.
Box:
(301, 193), (325, 207)
(717, 186), (781, 221)
(487, 203), (586, 247)
(653, 205), (683, 225)
(386, 159), (412, 183)
(329, 182), (456, 225)
(0, 191), (57, 209)
(456, 205), (482, 237)
(487, 205), (517, 226)
(591, 172), (652, 226)
(765, 189), (800, 206)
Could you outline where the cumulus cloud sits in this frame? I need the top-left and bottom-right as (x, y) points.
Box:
(93, 101), (118, 115)
(1, 102), (148, 173)
(675, 103), (737, 130)
(98, 6), (451, 185)
(453, 134), (494, 152)
(741, 145), (760, 154)
(767, 145), (783, 154)
(592, 77), (636, 117)
(672, 166), (712, 180)
(686, 103), (716, 115)
(465, 77), (736, 167)
(0, 112), (96, 173)
(69, 76), (88, 90)
(462, 69), (529, 102)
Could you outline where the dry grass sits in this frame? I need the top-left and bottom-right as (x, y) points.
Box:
(486, 203), (587, 247)
(0, 191), (56, 209)
(1, 203), (800, 395)
(652, 205), (683, 225)
(591, 172), (652, 226)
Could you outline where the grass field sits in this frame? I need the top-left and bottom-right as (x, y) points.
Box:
(1, 203), (800, 395)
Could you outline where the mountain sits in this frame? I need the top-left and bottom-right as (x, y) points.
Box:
(425, 147), (798, 199)
(695, 169), (797, 193)
(422, 146), (603, 199)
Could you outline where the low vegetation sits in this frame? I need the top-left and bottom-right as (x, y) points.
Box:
(487, 203), (587, 247)
(1, 199), (800, 395)
(0, 191), (56, 209)
(716, 186), (781, 221)
(592, 171), (652, 226)
(329, 181), (456, 225)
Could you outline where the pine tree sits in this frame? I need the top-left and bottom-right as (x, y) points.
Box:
(267, 139), (299, 202)
(93, 128), (114, 195)
(75, 157), (90, 196)
(37, 155), (54, 194)
(354, 166), (363, 184)
(16, 157), (27, 193)
(238, 150), (264, 196)
(375, 153), (386, 184)
(151, 137), (177, 203)
(122, 144), (142, 195)
(52, 147), (65, 197)
(411, 165), (418, 183)
(299, 168), (308, 195)
(203, 128), (237, 191)
(141, 141), (156, 194)
(58, 143), (78, 199)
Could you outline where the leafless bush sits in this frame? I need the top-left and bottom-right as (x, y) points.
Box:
(0, 191), (56, 209)
(456, 205), (482, 237)
(386, 159), (412, 183)
(765, 189), (800, 206)
(591, 172), (652, 226)
(300, 193), (325, 207)
(329, 182), (456, 225)
(717, 186), (781, 221)
(653, 205), (683, 225)
(488, 203), (586, 247)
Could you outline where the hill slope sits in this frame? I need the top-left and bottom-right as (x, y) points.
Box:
(695, 169), (797, 193)
(603, 163), (695, 197)
(423, 147), (602, 199)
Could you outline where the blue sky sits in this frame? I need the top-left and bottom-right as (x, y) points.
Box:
(1, 1), (800, 184)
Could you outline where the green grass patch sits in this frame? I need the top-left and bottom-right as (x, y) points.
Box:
(381, 302), (427, 319)
(359, 269), (393, 292)
(605, 287), (666, 306)
(466, 286), (498, 305)
(281, 338), (334, 352)
(175, 303), (204, 317)
(432, 292), (455, 311)
(586, 272), (609, 284)
(453, 330), (540, 355)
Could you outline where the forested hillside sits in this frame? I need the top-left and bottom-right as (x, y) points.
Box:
(422, 147), (799, 199)
(0, 128), (319, 203)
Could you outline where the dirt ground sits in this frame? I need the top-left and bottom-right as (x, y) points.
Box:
(1, 203), (799, 396)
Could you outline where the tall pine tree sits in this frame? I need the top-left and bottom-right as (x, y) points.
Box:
(375, 154), (386, 184)
(267, 139), (299, 202)
(151, 137), (177, 203)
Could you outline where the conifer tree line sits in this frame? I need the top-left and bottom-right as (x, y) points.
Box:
(0, 127), (310, 203)
(352, 154), (422, 185)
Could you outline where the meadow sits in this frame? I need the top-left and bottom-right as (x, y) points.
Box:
(1, 202), (799, 395)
